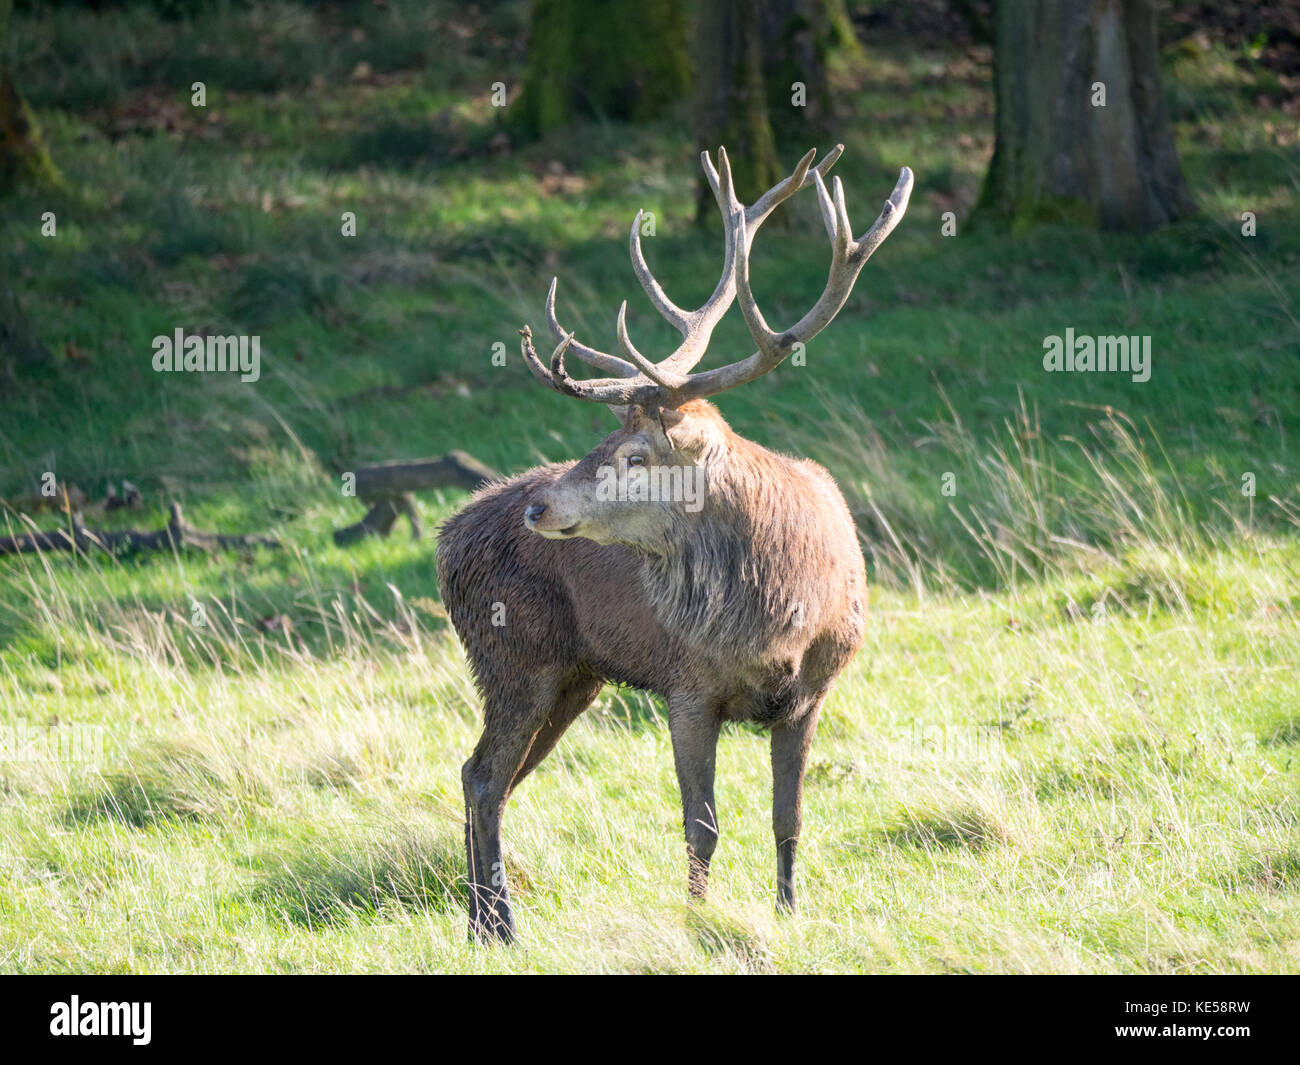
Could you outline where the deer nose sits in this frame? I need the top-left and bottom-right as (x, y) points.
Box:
(524, 503), (547, 525)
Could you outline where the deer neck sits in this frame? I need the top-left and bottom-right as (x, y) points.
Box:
(639, 437), (805, 654)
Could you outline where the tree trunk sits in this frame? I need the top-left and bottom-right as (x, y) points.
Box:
(761, 0), (860, 133)
(514, 0), (690, 137)
(692, 0), (782, 221)
(978, 0), (1194, 231)
(693, 0), (858, 222)
(0, 0), (61, 190)
(0, 3), (56, 383)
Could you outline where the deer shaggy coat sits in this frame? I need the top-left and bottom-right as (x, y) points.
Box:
(437, 400), (867, 940)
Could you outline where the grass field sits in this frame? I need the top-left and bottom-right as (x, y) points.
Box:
(1, 1), (1298, 972)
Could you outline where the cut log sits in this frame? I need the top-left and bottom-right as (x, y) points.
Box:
(333, 451), (498, 546)
(351, 451), (498, 502)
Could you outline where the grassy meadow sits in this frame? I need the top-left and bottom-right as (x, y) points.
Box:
(0, 1), (1298, 972)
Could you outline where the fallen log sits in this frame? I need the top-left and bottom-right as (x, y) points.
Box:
(332, 495), (422, 546)
(0, 501), (279, 558)
(333, 451), (497, 546)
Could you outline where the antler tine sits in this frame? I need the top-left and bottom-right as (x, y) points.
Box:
(812, 167), (839, 242)
(616, 302), (687, 389)
(744, 143), (842, 230)
(830, 176), (853, 259)
(545, 278), (640, 379)
(715, 146), (743, 216)
(674, 165), (914, 401)
(852, 165), (914, 263)
(521, 149), (907, 410)
(652, 144), (829, 378)
(520, 324), (585, 397)
(520, 325), (665, 406)
(520, 324), (559, 390)
(629, 211), (691, 336)
(728, 208), (781, 363)
(558, 146), (848, 388)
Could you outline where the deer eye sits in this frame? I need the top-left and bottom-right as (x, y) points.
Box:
(627, 454), (646, 467)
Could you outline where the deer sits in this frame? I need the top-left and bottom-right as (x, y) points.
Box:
(437, 145), (912, 942)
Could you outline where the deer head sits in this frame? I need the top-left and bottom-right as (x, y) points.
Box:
(520, 146), (913, 549)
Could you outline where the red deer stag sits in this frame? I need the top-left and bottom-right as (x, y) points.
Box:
(438, 145), (912, 941)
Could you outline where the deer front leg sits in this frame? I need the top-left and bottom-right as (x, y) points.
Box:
(770, 697), (824, 912)
(666, 693), (722, 899)
(462, 749), (521, 944)
(462, 673), (561, 944)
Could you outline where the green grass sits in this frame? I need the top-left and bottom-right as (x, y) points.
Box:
(1, 1), (1298, 972)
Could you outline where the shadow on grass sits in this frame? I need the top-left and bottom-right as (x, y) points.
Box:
(249, 829), (471, 927)
(1260, 714), (1300, 748)
(1223, 849), (1300, 894)
(304, 115), (474, 173)
(685, 906), (777, 974)
(65, 739), (271, 828)
(1033, 757), (1124, 801)
(877, 803), (1012, 852)
(1243, 850), (1300, 893)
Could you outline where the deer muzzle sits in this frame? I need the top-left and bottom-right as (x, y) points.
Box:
(523, 500), (581, 539)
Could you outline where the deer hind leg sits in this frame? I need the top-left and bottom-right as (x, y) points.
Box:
(462, 668), (568, 944)
(509, 671), (603, 792)
(666, 693), (722, 900)
(770, 695), (825, 913)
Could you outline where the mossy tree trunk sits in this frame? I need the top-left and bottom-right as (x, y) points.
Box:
(0, 0), (61, 190)
(977, 0), (1194, 231)
(693, 0), (859, 223)
(760, 0), (860, 132)
(693, 0), (782, 220)
(0, 0), (56, 381)
(514, 0), (690, 137)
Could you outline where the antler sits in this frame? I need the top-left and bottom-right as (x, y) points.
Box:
(521, 147), (912, 408)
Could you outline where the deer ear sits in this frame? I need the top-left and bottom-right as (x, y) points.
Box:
(658, 406), (686, 432)
(607, 404), (630, 426)
(657, 406), (702, 453)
